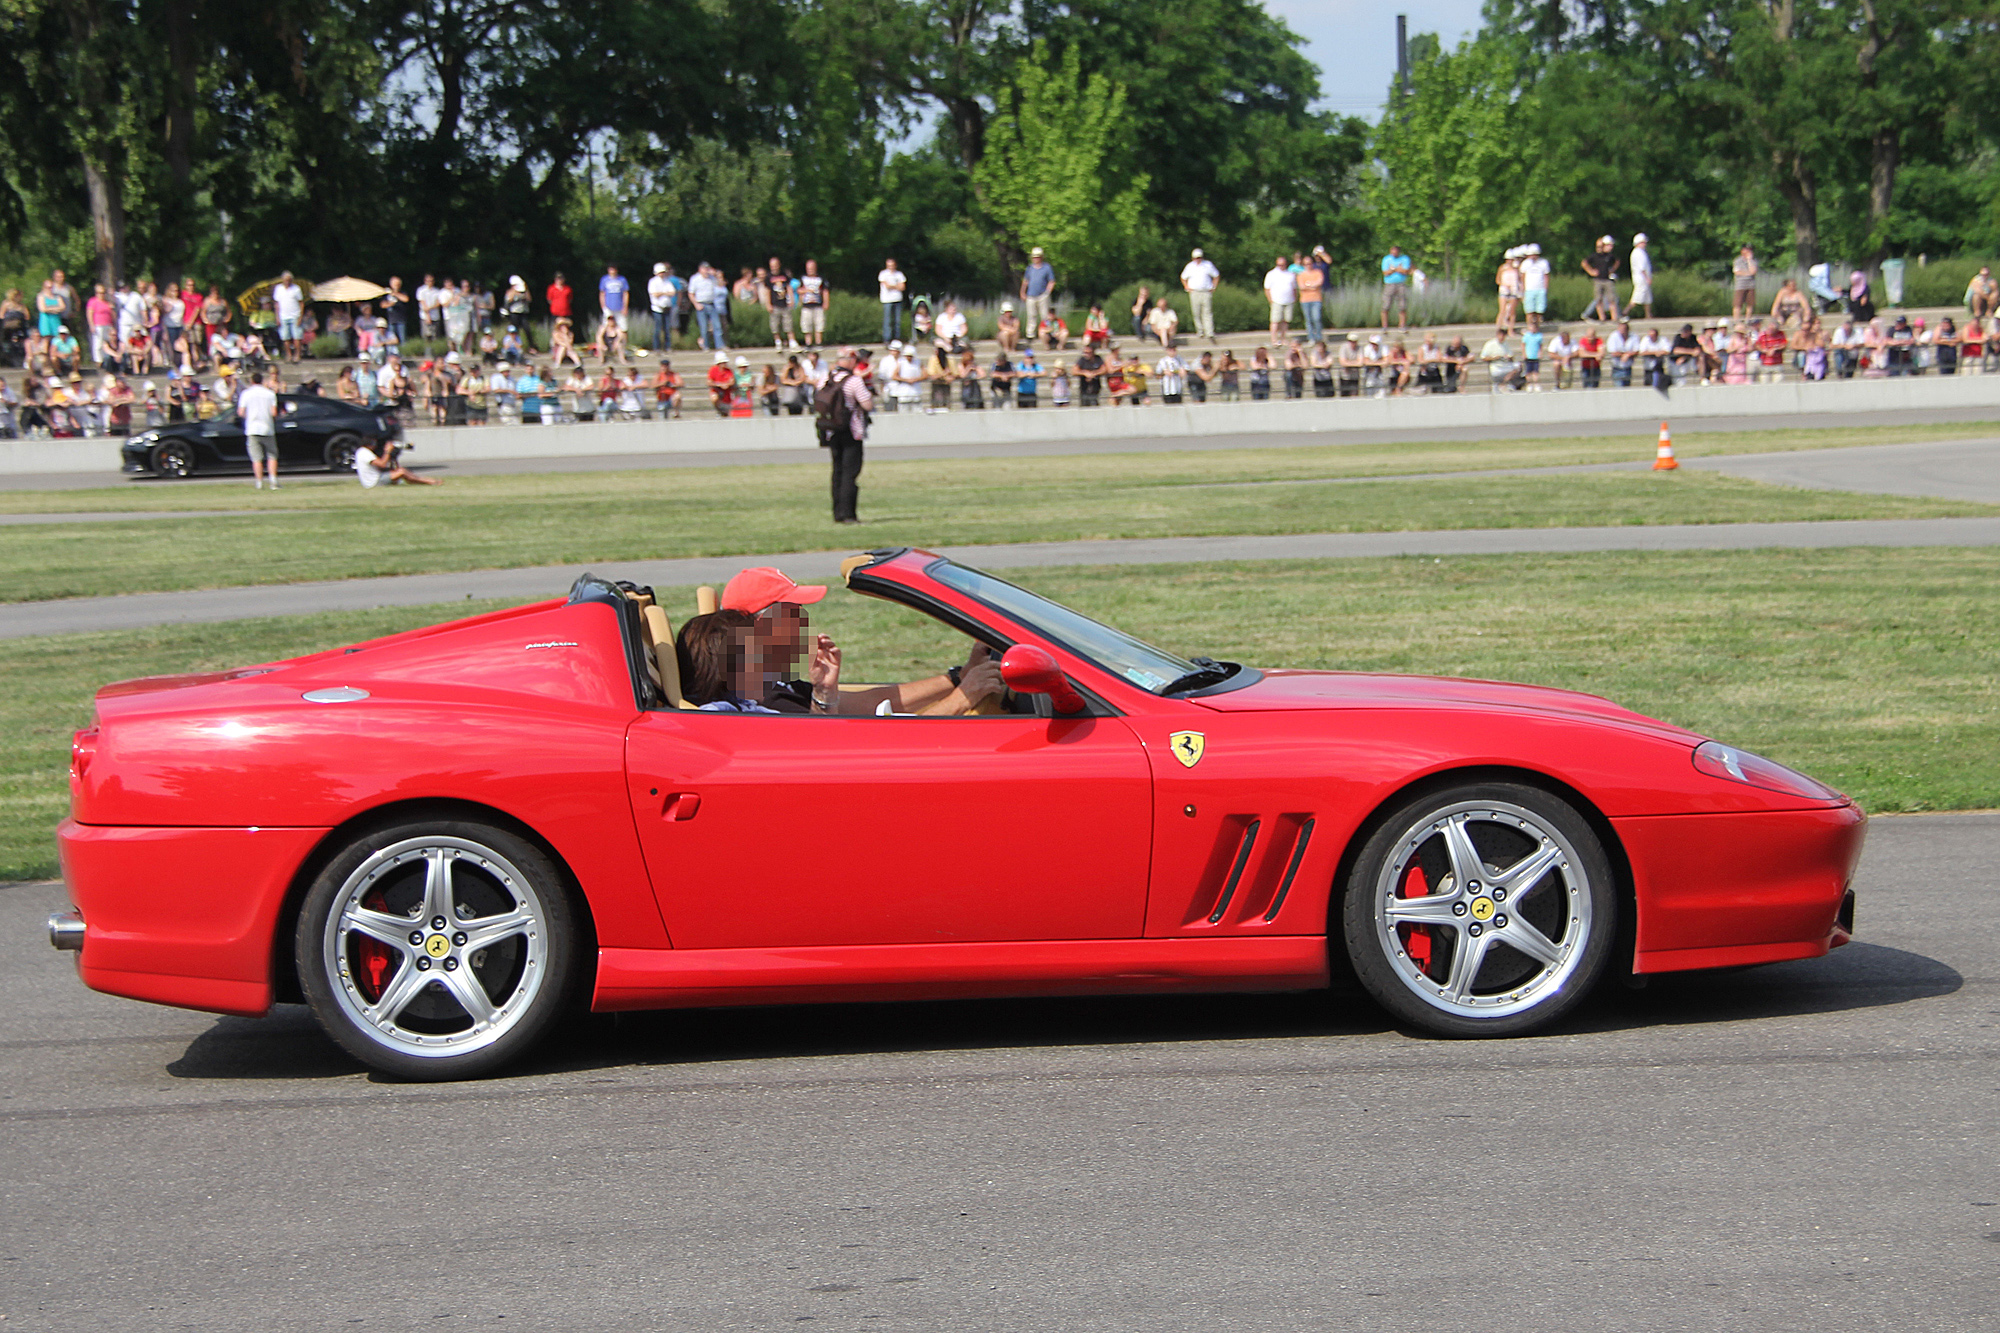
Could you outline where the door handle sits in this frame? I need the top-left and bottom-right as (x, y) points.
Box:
(661, 792), (701, 821)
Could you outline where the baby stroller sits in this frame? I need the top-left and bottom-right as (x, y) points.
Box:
(1806, 263), (1843, 315)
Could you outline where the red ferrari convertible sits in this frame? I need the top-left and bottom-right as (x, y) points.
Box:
(49, 548), (1863, 1079)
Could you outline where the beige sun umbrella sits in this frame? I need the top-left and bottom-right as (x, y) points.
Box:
(308, 276), (390, 303)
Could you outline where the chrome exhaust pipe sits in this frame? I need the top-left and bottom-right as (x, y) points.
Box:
(47, 909), (84, 952)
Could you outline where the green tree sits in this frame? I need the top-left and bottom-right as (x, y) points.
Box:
(972, 41), (1146, 283)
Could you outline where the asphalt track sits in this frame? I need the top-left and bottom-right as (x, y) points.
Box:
(2, 811), (1993, 1331)
(5, 403), (1998, 490)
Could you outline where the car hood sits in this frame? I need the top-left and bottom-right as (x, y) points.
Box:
(1194, 668), (1703, 740)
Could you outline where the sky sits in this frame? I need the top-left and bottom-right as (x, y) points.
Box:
(1264, 0), (1488, 119)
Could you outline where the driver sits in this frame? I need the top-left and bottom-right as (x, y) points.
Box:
(719, 566), (1004, 715)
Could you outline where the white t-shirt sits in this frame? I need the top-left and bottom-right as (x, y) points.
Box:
(355, 445), (383, 488)
(1264, 267), (1298, 305)
(648, 275), (675, 312)
(1831, 323), (1863, 348)
(1520, 256), (1551, 292)
(417, 283), (440, 315)
(1637, 333), (1671, 357)
(878, 269), (906, 304)
(273, 282), (304, 322)
(238, 383), (278, 435)
(935, 309), (967, 341)
(1606, 330), (1639, 359)
(1180, 259), (1219, 291)
(1155, 354), (1185, 393)
(1630, 246), (1654, 281)
(116, 289), (147, 334)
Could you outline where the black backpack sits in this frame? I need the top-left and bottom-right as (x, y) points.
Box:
(813, 369), (854, 440)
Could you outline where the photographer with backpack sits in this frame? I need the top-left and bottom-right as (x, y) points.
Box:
(813, 346), (875, 524)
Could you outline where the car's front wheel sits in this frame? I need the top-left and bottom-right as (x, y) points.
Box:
(296, 820), (580, 1079)
(1341, 782), (1614, 1037)
(152, 440), (195, 478)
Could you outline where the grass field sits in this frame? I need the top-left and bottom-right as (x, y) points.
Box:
(4, 545), (1992, 881)
(4, 426), (1997, 602)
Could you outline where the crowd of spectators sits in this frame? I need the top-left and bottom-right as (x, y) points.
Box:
(4, 249), (1999, 438)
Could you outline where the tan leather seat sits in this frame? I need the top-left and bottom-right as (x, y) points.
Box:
(638, 603), (696, 709)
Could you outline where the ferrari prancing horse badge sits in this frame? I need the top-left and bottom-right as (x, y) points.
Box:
(1169, 731), (1206, 768)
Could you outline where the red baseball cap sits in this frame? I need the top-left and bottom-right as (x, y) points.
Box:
(720, 567), (827, 614)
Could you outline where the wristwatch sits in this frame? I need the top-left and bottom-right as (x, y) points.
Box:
(947, 665), (963, 688)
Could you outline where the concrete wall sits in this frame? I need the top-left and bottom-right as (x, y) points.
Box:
(10, 371), (2000, 475)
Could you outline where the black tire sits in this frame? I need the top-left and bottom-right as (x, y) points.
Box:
(152, 440), (195, 478)
(296, 818), (580, 1080)
(1340, 782), (1614, 1038)
(323, 432), (360, 473)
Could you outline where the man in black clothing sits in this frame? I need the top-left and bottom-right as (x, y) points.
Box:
(1580, 237), (1620, 322)
(817, 347), (873, 524)
(1075, 347), (1104, 406)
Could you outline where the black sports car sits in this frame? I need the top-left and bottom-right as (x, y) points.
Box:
(121, 395), (404, 479)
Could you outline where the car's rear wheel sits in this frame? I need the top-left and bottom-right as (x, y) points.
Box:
(152, 440), (195, 478)
(296, 820), (579, 1079)
(323, 432), (360, 473)
(1341, 782), (1614, 1037)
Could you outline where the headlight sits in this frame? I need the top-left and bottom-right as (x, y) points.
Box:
(131, 431), (158, 447)
(1692, 741), (1844, 801)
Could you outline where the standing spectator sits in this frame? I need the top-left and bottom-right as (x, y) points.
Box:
(1180, 248), (1220, 342)
(502, 275), (531, 328)
(271, 272), (305, 364)
(1519, 244), (1551, 329)
(1967, 266), (1997, 319)
(1496, 249), (1522, 335)
(201, 285), (229, 355)
(545, 271), (573, 337)
(382, 276), (410, 346)
(877, 258), (907, 345)
(49, 269), (76, 333)
(86, 283), (116, 367)
(1580, 237), (1619, 322)
(818, 346), (873, 524)
(1020, 246), (1057, 339)
(1264, 258), (1297, 344)
(761, 257), (795, 351)
(1626, 233), (1654, 320)
(417, 274), (442, 345)
(1380, 244), (1412, 331)
(598, 265), (629, 336)
(1297, 256), (1325, 345)
(238, 366), (280, 490)
(647, 263), (677, 353)
(1847, 267), (1875, 324)
(1731, 244), (1758, 320)
(115, 280), (147, 363)
(797, 260), (828, 348)
(686, 264), (720, 350)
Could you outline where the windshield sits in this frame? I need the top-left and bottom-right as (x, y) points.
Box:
(930, 559), (1199, 693)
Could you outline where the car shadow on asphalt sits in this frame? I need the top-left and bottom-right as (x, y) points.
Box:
(1565, 940), (1961, 1034)
(162, 940), (1960, 1082)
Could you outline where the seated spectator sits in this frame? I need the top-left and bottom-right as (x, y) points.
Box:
(1480, 331), (1521, 391)
(1248, 346), (1272, 400)
(1155, 348), (1184, 403)
(924, 343), (953, 412)
(653, 359), (684, 417)
(996, 303), (1021, 353)
(1217, 350), (1241, 401)
(355, 439), (438, 487)
(1041, 312), (1069, 350)
(706, 352), (734, 415)
(1189, 351), (1214, 403)
(1075, 345), (1104, 405)
(1147, 297), (1178, 349)
(1015, 348), (1041, 407)
(1083, 303), (1110, 350)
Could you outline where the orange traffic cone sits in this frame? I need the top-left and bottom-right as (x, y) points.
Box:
(1653, 421), (1679, 470)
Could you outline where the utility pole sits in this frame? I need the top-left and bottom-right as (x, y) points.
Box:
(1396, 15), (1410, 104)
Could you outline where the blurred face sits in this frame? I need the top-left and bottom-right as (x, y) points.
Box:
(755, 604), (809, 670)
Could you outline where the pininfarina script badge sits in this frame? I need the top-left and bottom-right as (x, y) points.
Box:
(1168, 731), (1205, 768)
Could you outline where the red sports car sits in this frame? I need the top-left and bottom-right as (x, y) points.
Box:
(49, 548), (1864, 1079)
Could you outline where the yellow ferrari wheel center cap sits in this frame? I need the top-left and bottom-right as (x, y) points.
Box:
(1469, 897), (1495, 922)
(424, 933), (451, 959)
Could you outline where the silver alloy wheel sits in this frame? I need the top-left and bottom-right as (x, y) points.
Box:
(1370, 799), (1593, 1019)
(322, 835), (550, 1059)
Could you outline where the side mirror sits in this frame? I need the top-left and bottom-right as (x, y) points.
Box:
(1000, 644), (1085, 715)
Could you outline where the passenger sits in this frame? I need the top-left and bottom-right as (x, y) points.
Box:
(718, 566), (1002, 715)
(677, 610), (796, 712)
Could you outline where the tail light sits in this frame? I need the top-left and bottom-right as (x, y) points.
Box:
(1692, 740), (1844, 802)
(70, 726), (98, 784)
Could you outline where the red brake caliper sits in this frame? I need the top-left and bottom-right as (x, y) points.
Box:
(356, 934), (395, 1002)
(1400, 863), (1434, 974)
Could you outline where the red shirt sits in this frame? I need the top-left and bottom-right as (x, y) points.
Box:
(546, 282), (572, 319)
(1755, 329), (1788, 365)
(706, 364), (733, 392)
(1577, 335), (1603, 367)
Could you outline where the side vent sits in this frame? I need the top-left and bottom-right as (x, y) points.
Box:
(1264, 818), (1315, 922)
(1207, 820), (1260, 924)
